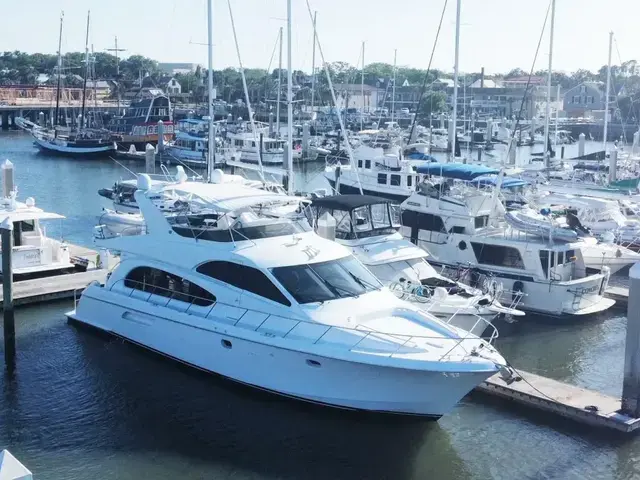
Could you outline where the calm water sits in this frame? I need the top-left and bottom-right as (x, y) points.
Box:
(0, 131), (638, 480)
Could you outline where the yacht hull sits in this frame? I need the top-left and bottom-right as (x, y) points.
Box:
(67, 290), (493, 418)
(34, 136), (116, 156)
(429, 261), (613, 317)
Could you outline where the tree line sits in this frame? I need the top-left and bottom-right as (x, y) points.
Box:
(1, 50), (638, 121)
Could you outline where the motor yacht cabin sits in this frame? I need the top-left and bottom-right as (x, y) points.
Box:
(306, 194), (524, 337)
(69, 175), (512, 418)
(400, 164), (615, 317)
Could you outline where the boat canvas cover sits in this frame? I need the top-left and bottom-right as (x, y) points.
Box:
(415, 163), (499, 180)
(472, 175), (528, 189)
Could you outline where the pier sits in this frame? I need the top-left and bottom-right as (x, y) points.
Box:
(0, 244), (113, 307)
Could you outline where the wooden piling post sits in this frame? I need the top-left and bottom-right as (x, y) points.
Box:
(1, 218), (15, 370)
(622, 263), (640, 417)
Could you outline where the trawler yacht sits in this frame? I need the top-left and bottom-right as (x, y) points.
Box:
(324, 144), (421, 202)
(69, 176), (510, 418)
(306, 194), (524, 337)
(400, 164), (615, 317)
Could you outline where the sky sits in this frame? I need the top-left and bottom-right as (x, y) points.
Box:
(2, 0), (639, 76)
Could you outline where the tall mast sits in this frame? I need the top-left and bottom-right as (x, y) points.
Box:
(603, 31), (613, 153)
(54, 12), (64, 128)
(107, 37), (126, 115)
(286, 0), (294, 194)
(554, 83), (560, 151)
(451, 0), (461, 161)
(80, 10), (91, 129)
(310, 12), (317, 112)
(360, 41), (365, 131)
(391, 49), (397, 125)
(276, 27), (283, 138)
(207, 0), (215, 181)
(544, 0), (556, 168)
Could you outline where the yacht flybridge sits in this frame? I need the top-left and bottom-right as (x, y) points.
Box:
(306, 194), (524, 337)
(400, 164), (616, 317)
(69, 175), (511, 418)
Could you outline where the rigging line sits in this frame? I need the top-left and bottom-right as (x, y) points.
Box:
(408, 0), (449, 143)
(506, 0), (551, 162)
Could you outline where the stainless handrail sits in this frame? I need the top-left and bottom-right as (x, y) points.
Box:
(99, 278), (492, 361)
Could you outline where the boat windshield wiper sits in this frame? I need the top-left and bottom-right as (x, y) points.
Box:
(308, 265), (357, 299)
(348, 271), (379, 292)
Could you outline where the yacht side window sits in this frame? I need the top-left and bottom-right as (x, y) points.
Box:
(390, 204), (402, 227)
(371, 203), (390, 229)
(196, 261), (291, 306)
(124, 266), (216, 306)
(352, 206), (372, 232)
(390, 174), (401, 186)
(471, 243), (525, 269)
(377, 173), (388, 185)
(365, 160), (371, 169)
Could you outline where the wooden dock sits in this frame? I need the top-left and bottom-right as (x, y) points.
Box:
(605, 286), (629, 307)
(476, 370), (640, 432)
(0, 243), (115, 308)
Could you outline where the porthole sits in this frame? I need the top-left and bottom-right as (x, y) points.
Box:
(221, 339), (232, 349)
(306, 359), (321, 367)
(458, 241), (467, 250)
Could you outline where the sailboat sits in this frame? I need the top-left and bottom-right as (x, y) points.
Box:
(32, 12), (116, 157)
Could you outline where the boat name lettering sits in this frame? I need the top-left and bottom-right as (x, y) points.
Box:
(407, 202), (421, 207)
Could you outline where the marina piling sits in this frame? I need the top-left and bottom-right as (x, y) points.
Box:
(633, 130), (639, 156)
(609, 150), (618, 183)
(145, 144), (155, 174)
(302, 122), (310, 157)
(622, 264), (640, 416)
(578, 133), (585, 157)
(157, 120), (164, 153)
(1, 218), (15, 370)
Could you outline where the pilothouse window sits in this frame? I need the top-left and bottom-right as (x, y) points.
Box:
(271, 256), (382, 304)
(471, 243), (524, 269)
(196, 261), (291, 306)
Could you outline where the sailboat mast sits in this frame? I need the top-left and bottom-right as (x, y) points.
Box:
(276, 27), (283, 138)
(80, 11), (91, 129)
(451, 0), (461, 161)
(286, 0), (294, 194)
(360, 41), (365, 131)
(391, 49), (397, 125)
(54, 12), (64, 128)
(603, 31), (613, 153)
(544, 0), (556, 168)
(310, 12), (317, 112)
(207, 0), (215, 181)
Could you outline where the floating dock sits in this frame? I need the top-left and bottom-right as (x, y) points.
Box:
(0, 243), (114, 307)
(605, 286), (629, 308)
(476, 370), (640, 433)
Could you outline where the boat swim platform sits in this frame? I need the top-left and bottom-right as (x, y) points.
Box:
(475, 370), (640, 433)
(0, 243), (116, 307)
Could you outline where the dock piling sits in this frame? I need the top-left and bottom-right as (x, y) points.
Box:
(633, 130), (639, 156)
(609, 149), (618, 183)
(1, 218), (15, 370)
(157, 120), (164, 153)
(578, 132), (585, 157)
(145, 144), (155, 174)
(622, 263), (640, 416)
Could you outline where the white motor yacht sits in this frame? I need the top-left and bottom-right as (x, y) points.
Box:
(400, 164), (615, 317)
(0, 165), (76, 278)
(69, 176), (510, 418)
(306, 194), (524, 337)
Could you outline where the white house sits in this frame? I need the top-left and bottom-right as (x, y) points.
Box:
(166, 77), (182, 95)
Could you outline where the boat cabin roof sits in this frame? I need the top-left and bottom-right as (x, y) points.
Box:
(0, 201), (65, 222)
(310, 194), (393, 211)
(415, 162), (499, 180)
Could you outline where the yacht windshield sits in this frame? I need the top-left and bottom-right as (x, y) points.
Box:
(271, 256), (382, 304)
